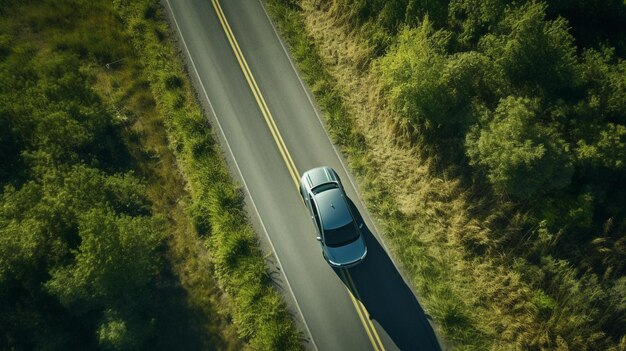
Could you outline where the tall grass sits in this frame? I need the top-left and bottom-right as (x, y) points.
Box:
(264, 1), (626, 350)
(89, 56), (240, 349)
(113, 1), (302, 349)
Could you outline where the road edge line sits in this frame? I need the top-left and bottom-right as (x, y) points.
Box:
(257, 0), (438, 331)
(163, 2), (318, 349)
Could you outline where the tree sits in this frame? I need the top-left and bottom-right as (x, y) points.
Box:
(378, 19), (499, 133)
(578, 48), (626, 126)
(448, 0), (508, 50)
(575, 123), (626, 170)
(97, 308), (153, 351)
(465, 96), (573, 198)
(479, 2), (577, 99)
(377, 19), (449, 130)
(45, 209), (164, 347)
(544, 0), (626, 56)
(0, 164), (156, 349)
(46, 209), (164, 310)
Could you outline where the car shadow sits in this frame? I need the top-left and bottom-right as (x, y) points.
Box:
(333, 198), (442, 351)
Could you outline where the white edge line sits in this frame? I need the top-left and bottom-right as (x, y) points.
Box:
(259, 2), (443, 347)
(257, 0), (389, 256)
(163, 2), (318, 350)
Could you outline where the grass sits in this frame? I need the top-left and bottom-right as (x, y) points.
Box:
(112, 1), (303, 349)
(262, 0), (554, 349)
(265, 1), (626, 350)
(88, 60), (241, 349)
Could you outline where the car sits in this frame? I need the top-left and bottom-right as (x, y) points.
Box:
(299, 166), (367, 267)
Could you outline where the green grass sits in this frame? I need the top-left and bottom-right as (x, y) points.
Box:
(113, 1), (303, 349)
(89, 59), (241, 349)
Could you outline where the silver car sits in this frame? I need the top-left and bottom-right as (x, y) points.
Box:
(299, 167), (367, 267)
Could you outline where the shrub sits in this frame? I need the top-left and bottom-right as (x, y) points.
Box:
(465, 96), (573, 198)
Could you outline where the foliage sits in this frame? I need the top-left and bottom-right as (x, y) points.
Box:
(378, 20), (502, 134)
(0, 0), (236, 349)
(46, 209), (163, 349)
(46, 209), (163, 311)
(448, 0), (509, 50)
(545, 0), (626, 57)
(465, 96), (573, 198)
(329, 0), (449, 33)
(266, 0), (626, 349)
(478, 2), (578, 99)
(576, 123), (626, 170)
(113, 0), (303, 348)
(577, 47), (626, 126)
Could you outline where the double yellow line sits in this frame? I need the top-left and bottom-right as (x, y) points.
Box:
(210, 1), (384, 350)
(340, 269), (385, 351)
(211, 0), (299, 187)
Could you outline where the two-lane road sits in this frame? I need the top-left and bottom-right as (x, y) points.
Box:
(163, 1), (441, 349)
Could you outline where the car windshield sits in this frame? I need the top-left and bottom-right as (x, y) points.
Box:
(324, 222), (359, 247)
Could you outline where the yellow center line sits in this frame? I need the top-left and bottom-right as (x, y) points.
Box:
(209, 1), (385, 350)
(211, 0), (300, 186)
(346, 270), (386, 350)
(340, 269), (382, 351)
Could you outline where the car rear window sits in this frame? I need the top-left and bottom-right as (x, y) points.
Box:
(311, 183), (337, 194)
(325, 222), (359, 247)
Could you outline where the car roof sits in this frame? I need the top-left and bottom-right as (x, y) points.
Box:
(315, 187), (352, 230)
(304, 167), (338, 189)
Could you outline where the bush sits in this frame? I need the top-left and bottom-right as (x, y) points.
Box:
(378, 19), (501, 135)
(113, 1), (303, 348)
(466, 96), (573, 198)
(479, 2), (578, 98)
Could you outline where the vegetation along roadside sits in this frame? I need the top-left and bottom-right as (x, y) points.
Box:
(114, 0), (302, 349)
(265, 0), (626, 350)
(0, 0), (301, 349)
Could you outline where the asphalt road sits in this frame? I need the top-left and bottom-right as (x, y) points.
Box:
(163, 1), (441, 350)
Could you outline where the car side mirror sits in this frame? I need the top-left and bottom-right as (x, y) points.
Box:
(316, 236), (321, 241)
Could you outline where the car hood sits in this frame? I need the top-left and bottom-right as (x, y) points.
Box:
(324, 235), (367, 267)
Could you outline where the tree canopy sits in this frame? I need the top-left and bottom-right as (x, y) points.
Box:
(465, 96), (573, 197)
(0, 1), (167, 349)
(317, 0), (626, 348)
